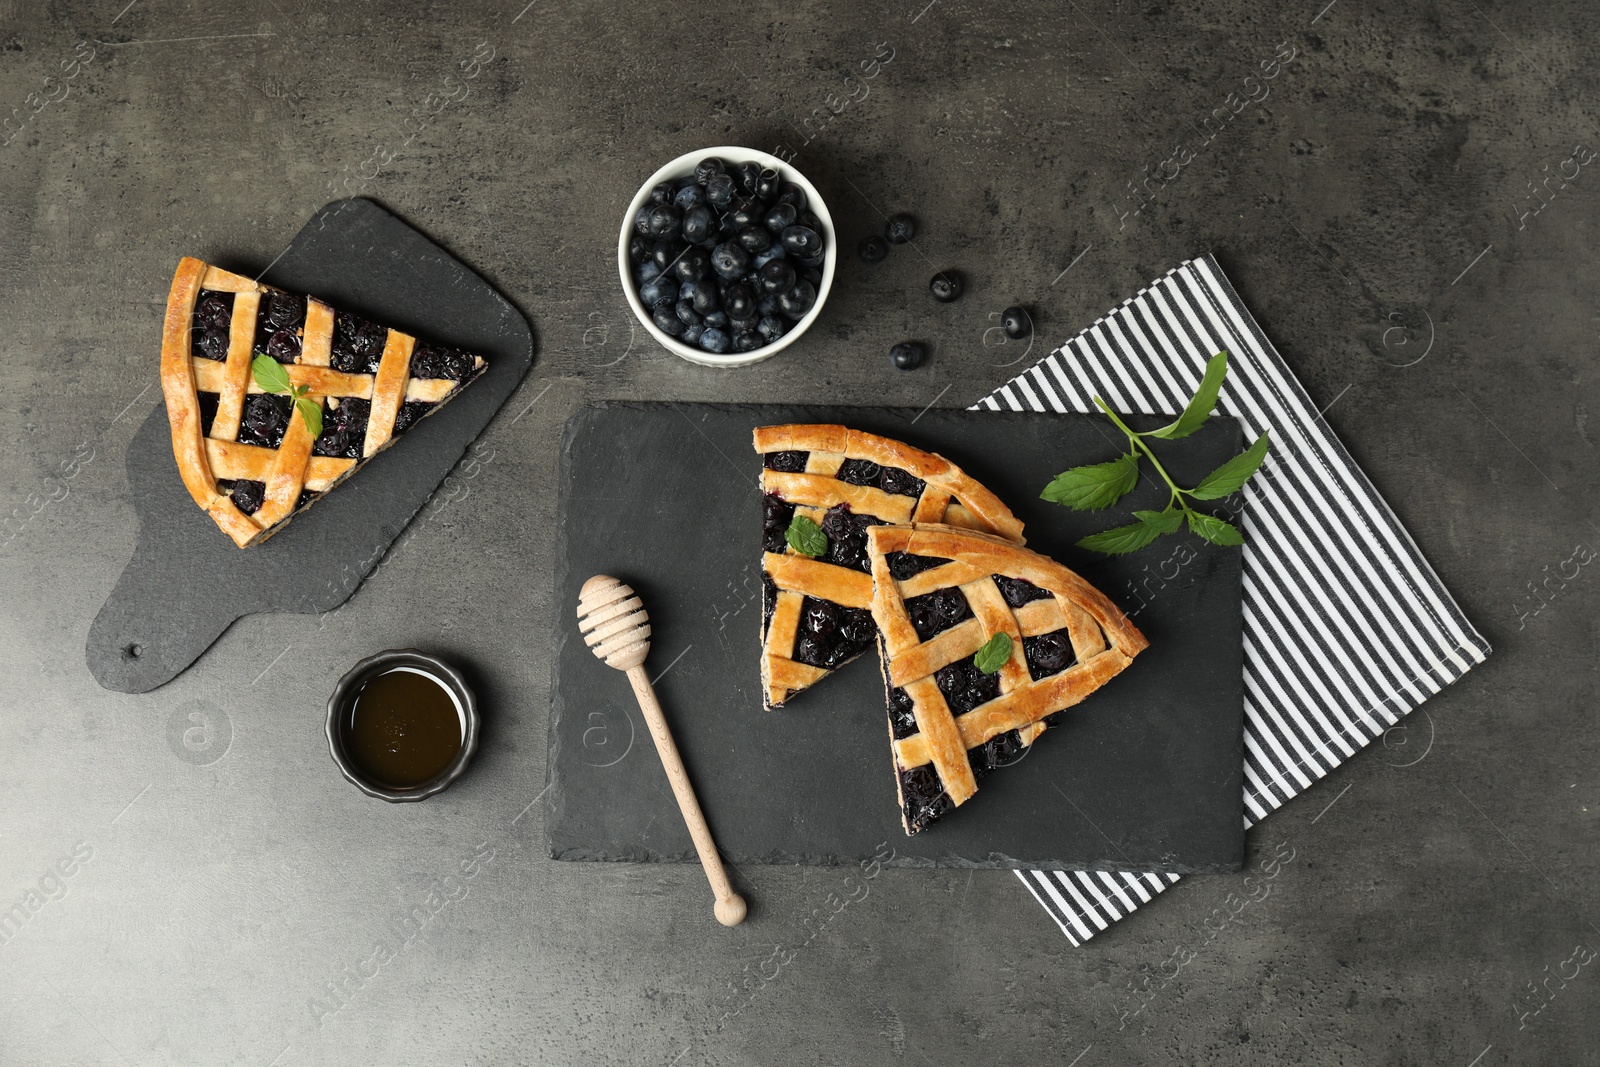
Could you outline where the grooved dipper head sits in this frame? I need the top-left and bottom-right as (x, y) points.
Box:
(577, 575), (651, 671)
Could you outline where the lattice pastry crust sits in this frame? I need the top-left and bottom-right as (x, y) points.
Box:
(866, 523), (1148, 834)
(160, 257), (486, 547)
(755, 424), (1025, 709)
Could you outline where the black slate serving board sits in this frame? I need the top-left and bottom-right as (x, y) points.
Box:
(547, 403), (1245, 873)
(87, 199), (535, 693)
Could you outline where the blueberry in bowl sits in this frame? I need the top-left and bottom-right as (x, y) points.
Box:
(618, 147), (836, 368)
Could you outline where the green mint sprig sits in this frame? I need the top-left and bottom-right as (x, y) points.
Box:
(786, 513), (828, 557)
(973, 632), (1012, 674)
(251, 355), (323, 438)
(1041, 351), (1270, 554)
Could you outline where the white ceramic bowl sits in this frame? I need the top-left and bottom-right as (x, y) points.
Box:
(618, 146), (836, 369)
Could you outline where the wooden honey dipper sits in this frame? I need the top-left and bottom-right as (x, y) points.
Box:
(576, 575), (747, 926)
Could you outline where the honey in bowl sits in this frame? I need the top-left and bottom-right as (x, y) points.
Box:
(343, 666), (463, 789)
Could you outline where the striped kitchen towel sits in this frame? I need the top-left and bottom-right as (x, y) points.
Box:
(977, 253), (1490, 945)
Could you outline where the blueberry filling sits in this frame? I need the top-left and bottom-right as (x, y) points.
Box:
(790, 596), (876, 670)
(834, 458), (880, 486)
(261, 291), (306, 329)
(761, 493), (794, 553)
(898, 764), (955, 831)
(236, 394), (291, 449)
(934, 653), (1001, 716)
(820, 503), (879, 574)
(904, 586), (972, 640)
(194, 289), (233, 329)
(888, 685), (918, 740)
(763, 450), (808, 473)
(217, 479), (318, 518)
(192, 325), (230, 361)
(410, 342), (475, 381)
(995, 574), (1053, 608)
(970, 729), (1028, 778)
(312, 397), (370, 460)
(330, 311), (387, 374)
(1023, 628), (1077, 680)
(887, 551), (950, 581)
(254, 292), (306, 363)
(191, 290), (234, 361)
(878, 466), (925, 498)
(229, 478), (266, 514)
(263, 327), (302, 363)
(260, 292), (304, 329)
(392, 401), (435, 436)
(196, 391), (220, 437)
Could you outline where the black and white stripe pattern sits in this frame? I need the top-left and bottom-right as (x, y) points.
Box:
(978, 255), (1490, 946)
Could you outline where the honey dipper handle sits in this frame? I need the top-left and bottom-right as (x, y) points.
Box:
(625, 665), (747, 927)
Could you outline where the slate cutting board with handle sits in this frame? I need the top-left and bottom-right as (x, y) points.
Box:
(546, 402), (1245, 873)
(86, 198), (535, 693)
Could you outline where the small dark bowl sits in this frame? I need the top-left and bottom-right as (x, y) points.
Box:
(326, 648), (479, 802)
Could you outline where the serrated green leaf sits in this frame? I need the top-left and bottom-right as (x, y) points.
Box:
(1040, 453), (1140, 511)
(1150, 351), (1228, 440)
(1189, 431), (1271, 501)
(1187, 511), (1244, 546)
(294, 396), (323, 439)
(786, 514), (828, 558)
(1076, 520), (1163, 555)
(973, 632), (1013, 675)
(251, 354), (292, 395)
(1133, 508), (1184, 533)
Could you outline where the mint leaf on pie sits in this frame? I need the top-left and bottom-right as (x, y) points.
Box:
(1040, 453), (1139, 511)
(253, 355), (323, 438)
(1076, 520), (1163, 555)
(1149, 351), (1228, 440)
(1188, 431), (1271, 500)
(294, 396), (324, 439)
(973, 632), (1012, 674)
(1187, 512), (1244, 546)
(786, 514), (828, 557)
(251, 354), (292, 395)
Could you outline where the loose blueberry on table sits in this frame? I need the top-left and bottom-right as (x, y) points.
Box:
(890, 341), (926, 370)
(929, 271), (962, 303)
(1001, 305), (1031, 340)
(885, 213), (916, 244)
(630, 156), (828, 356)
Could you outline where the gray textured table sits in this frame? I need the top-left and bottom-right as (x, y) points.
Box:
(1, 2), (1594, 1064)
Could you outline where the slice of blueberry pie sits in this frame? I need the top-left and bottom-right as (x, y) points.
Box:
(160, 257), (487, 547)
(754, 424), (1025, 710)
(866, 524), (1147, 834)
